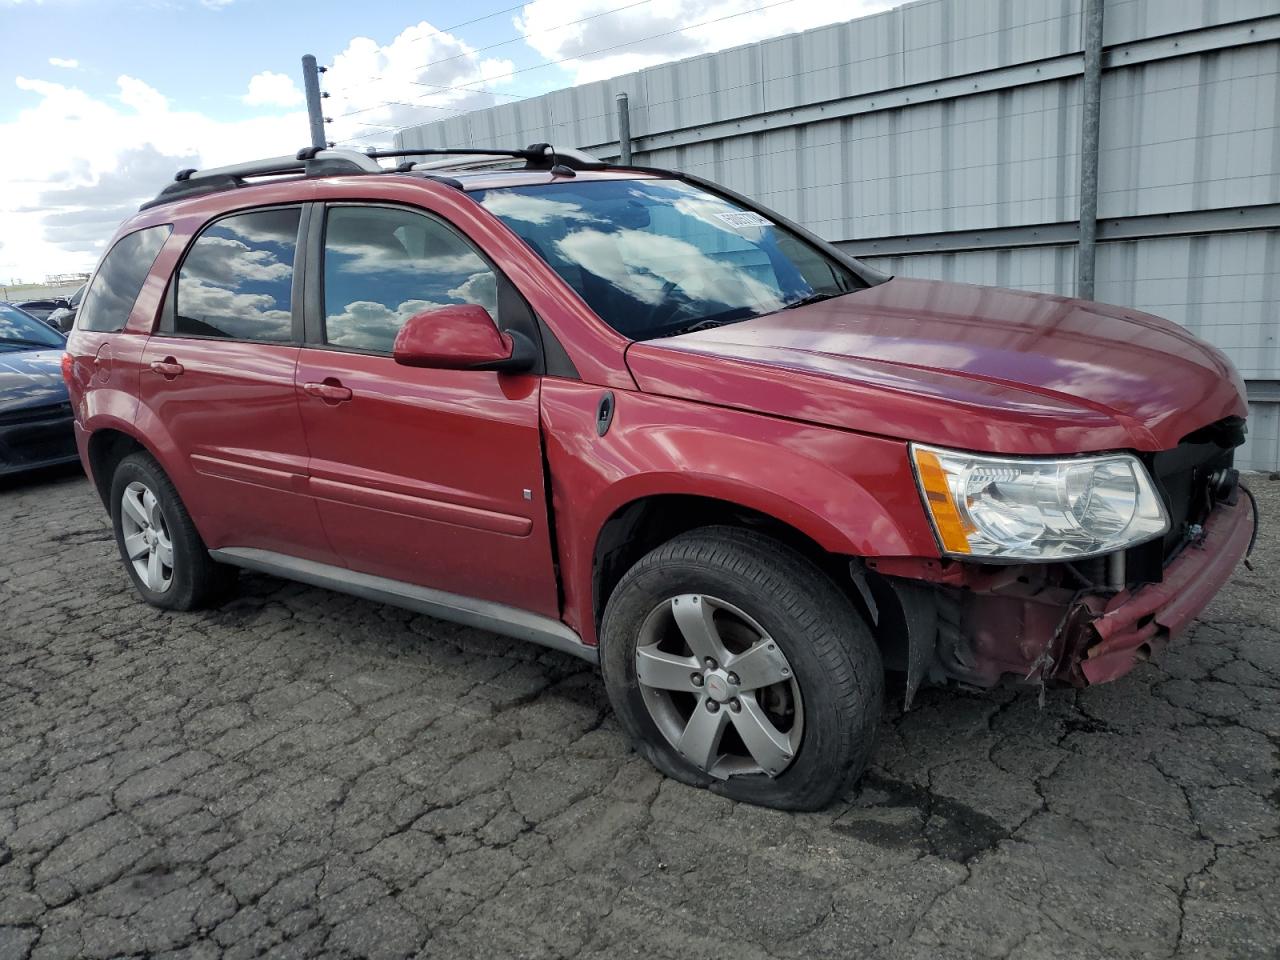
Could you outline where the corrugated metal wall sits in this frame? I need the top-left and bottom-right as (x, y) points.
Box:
(398, 0), (1280, 470)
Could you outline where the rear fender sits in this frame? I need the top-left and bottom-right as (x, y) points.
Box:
(79, 402), (205, 537)
(540, 380), (939, 645)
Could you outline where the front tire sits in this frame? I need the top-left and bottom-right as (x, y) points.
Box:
(109, 452), (236, 610)
(600, 526), (883, 810)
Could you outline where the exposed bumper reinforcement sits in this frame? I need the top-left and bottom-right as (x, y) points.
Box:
(1080, 494), (1255, 684)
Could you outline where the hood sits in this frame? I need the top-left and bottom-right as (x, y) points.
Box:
(625, 278), (1247, 455)
(0, 348), (70, 414)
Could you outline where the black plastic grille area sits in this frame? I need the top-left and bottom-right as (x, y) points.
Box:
(0, 402), (72, 427)
(1119, 417), (1243, 585)
(1150, 421), (1243, 559)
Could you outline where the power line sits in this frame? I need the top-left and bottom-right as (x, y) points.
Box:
(320, 1), (538, 133)
(340, 0), (535, 91)
(355, 0), (654, 93)
(332, 0), (654, 122)
(440, 0), (799, 87)
(340, 0), (801, 143)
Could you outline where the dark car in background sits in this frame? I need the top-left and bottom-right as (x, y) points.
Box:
(0, 302), (77, 477)
(15, 296), (72, 325)
(46, 284), (86, 333)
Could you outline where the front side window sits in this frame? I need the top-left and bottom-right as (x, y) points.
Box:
(322, 205), (498, 353)
(473, 178), (865, 340)
(176, 207), (299, 342)
(78, 225), (171, 333)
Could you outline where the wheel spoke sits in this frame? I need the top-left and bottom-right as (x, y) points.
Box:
(122, 489), (148, 528)
(146, 549), (162, 588)
(676, 699), (729, 771)
(123, 531), (149, 560)
(635, 646), (700, 691)
(671, 595), (729, 663)
(155, 539), (174, 568)
(726, 639), (790, 691)
(731, 694), (793, 776)
(143, 489), (161, 528)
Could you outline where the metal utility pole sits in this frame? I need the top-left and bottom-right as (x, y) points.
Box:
(301, 54), (326, 150)
(1076, 0), (1104, 301)
(616, 92), (633, 165)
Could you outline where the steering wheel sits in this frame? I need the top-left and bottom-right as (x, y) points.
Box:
(643, 280), (691, 330)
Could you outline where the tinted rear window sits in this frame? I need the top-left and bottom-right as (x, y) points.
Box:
(78, 225), (172, 333)
(175, 207), (299, 342)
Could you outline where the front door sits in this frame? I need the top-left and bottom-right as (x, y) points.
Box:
(138, 205), (337, 564)
(295, 202), (558, 617)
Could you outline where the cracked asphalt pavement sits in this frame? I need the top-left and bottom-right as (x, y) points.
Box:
(2, 468), (1278, 960)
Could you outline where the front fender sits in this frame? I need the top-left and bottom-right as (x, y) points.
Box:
(540, 380), (939, 645)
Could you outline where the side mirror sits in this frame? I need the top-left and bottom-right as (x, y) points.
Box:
(392, 304), (535, 373)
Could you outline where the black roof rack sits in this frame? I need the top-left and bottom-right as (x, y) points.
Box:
(139, 143), (606, 211)
(140, 148), (383, 211)
(365, 143), (607, 175)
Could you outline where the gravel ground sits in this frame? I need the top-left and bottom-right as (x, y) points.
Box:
(1, 467), (1277, 960)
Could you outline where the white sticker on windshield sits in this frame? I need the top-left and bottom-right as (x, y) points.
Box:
(715, 211), (773, 229)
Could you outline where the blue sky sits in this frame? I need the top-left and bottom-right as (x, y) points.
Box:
(0, 0), (895, 282)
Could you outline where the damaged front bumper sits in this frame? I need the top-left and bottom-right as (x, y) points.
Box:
(1079, 493), (1255, 683)
(866, 493), (1257, 698)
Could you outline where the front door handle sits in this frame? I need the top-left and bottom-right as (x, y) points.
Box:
(149, 357), (184, 380)
(302, 379), (353, 404)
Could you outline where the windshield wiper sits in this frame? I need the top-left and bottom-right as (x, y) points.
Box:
(782, 291), (841, 310)
(658, 317), (743, 338)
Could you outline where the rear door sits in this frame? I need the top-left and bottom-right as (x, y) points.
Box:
(295, 201), (559, 617)
(137, 204), (338, 564)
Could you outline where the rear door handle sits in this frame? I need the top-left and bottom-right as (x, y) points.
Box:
(302, 379), (353, 404)
(149, 358), (184, 379)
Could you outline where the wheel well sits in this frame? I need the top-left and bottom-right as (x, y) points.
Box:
(592, 495), (862, 630)
(591, 495), (913, 671)
(86, 430), (147, 507)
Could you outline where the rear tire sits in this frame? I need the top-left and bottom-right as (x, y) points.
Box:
(600, 526), (883, 810)
(109, 452), (236, 610)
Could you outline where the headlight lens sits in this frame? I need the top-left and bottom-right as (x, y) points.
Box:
(910, 444), (1169, 561)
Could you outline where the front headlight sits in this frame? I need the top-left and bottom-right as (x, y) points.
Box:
(910, 443), (1169, 561)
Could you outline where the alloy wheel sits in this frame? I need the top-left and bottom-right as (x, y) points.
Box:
(120, 480), (174, 593)
(634, 593), (803, 779)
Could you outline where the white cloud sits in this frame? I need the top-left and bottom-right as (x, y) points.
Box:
(117, 74), (168, 114)
(323, 21), (517, 148)
(0, 74), (306, 282)
(48, 57), (79, 69)
(243, 70), (304, 108)
(514, 0), (901, 84)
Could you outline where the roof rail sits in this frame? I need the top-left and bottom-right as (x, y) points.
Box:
(139, 143), (606, 211)
(140, 148), (384, 211)
(365, 143), (606, 174)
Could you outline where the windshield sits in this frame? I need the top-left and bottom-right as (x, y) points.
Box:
(472, 178), (865, 340)
(0, 303), (65, 350)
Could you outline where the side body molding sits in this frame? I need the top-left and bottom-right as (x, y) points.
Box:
(210, 547), (598, 663)
(539, 380), (941, 646)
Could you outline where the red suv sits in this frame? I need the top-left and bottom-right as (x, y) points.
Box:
(64, 145), (1256, 809)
